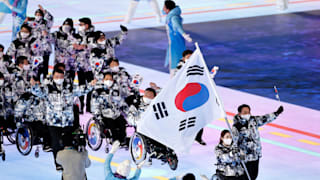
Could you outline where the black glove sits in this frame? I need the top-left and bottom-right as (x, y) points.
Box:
(275, 106), (284, 116)
(120, 25), (128, 33)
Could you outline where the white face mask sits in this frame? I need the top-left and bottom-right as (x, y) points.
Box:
(0, 80), (4, 86)
(223, 138), (232, 146)
(111, 66), (119, 72)
(98, 40), (106, 45)
(104, 80), (113, 87)
(35, 15), (43, 21)
(62, 25), (71, 33)
(23, 64), (30, 71)
(20, 32), (30, 39)
(143, 97), (152, 105)
(240, 114), (251, 120)
(54, 79), (64, 85)
(78, 26), (85, 33)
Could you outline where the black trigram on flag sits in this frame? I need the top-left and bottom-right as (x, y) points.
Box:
(187, 65), (204, 76)
(153, 102), (169, 120)
(179, 117), (196, 131)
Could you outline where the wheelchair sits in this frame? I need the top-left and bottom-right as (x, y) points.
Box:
(127, 112), (178, 171)
(0, 116), (17, 161)
(16, 120), (50, 158)
(86, 116), (129, 153)
(129, 132), (178, 170)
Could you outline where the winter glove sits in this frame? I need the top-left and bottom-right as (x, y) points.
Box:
(120, 25), (128, 33)
(182, 33), (193, 43)
(275, 106), (284, 116)
(110, 140), (120, 154)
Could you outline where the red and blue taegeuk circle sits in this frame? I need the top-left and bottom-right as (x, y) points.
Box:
(175, 83), (209, 112)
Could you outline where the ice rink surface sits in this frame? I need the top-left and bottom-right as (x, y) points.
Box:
(0, 0), (320, 180)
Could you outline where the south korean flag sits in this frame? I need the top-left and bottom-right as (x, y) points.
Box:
(137, 43), (226, 153)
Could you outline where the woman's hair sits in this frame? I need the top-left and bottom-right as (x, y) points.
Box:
(107, 57), (119, 66)
(164, 0), (176, 10)
(103, 72), (114, 80)
(20, 24), (32, 33)
(219, 129), (230, 144)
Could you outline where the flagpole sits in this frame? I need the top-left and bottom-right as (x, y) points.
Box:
(223, 116), (252, 180)
(195, 42), (200, 50)
(193, 42), (252, 180)
(274, 86), (282, 104)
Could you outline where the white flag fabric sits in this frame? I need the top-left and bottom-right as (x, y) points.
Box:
(137, 44), (226, 153)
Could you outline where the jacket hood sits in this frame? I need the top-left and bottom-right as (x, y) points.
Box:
(166, 6), (181, 23)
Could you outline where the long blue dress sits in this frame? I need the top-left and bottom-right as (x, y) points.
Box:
(165, 6), (186, 70)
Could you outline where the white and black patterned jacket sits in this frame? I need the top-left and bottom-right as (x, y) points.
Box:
(0, 55), (14, 80)
(91, 82), (129, 120)
(104, 67), (132, 94)
(232, 113), (278, 162)
(10, 66), (32, 101)
(31, 81), (93, 127)
(15, 92), (46, 123)
(90, 30), (127, 60)
(72, 26), (96, 72)
(6, 34), (37, 61)
(0, 81), (15, 119)
(25, 9), (54, 54)
(49, 28), (77, 71)
(215, 143), (245, 177)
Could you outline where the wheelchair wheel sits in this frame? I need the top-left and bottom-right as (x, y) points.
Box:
(129, 132), (147, 165)
(86, 118), (102, 151)
(16, 126), (33, 156)
(6, 128), (16, 144)
(167, 153), (178, 171)
(211, 174), (223, 180)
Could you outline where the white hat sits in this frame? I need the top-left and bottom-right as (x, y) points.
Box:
(116, 160), (131, 177)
